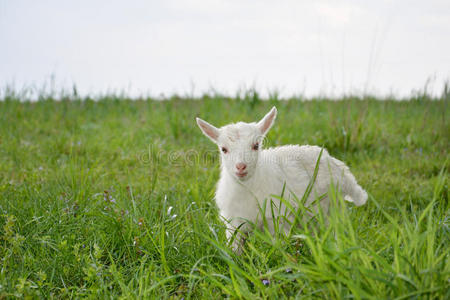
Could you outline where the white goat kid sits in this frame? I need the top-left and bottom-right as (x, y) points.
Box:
(196, 107), (367, 253)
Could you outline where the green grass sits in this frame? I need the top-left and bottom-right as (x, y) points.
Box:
(0, 94), (448, 298)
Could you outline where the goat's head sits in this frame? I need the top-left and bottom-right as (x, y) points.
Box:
(196, 107), (277, 181)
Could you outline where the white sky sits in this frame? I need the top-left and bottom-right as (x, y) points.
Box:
(1, 0), (449, 98)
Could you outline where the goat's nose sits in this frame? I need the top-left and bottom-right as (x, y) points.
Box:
(236, 163), (247, 171)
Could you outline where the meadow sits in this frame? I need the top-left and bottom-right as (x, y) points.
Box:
(0, 92), (448, 298)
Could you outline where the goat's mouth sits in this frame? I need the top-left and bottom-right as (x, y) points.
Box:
(235, 172), (248, 178)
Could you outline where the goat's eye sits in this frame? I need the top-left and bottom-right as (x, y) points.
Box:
(221, 147), (228, 154)
(252, 143), (259, 151)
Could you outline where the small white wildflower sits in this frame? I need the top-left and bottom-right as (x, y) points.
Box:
(293, 234), (308, 240)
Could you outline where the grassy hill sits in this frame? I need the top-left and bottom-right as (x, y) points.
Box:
(0, 95), (448, 298)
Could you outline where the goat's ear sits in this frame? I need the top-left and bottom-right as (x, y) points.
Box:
(257, 106), (277, 135)
(196, 117), (220, 143)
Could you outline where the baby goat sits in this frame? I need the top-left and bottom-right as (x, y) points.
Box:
(196, 107), (367, 253)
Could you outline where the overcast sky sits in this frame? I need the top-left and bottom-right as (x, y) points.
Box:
(1, 0), (449, 98)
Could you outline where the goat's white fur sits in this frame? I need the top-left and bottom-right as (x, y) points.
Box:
(196, 107), (367, 253)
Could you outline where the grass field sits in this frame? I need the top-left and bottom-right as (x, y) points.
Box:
(0, 94), (448, 298)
